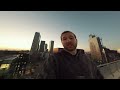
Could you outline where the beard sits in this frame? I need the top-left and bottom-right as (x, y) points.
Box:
(63, 42), (77, 51)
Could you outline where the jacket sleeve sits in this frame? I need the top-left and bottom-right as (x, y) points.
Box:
(39, 54), (57, 79)
(83, 54), (104, 79)
(91, 63), (104, 79)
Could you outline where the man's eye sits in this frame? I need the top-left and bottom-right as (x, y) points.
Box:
(70, 37), (73, 39)
(63, 38), (67, 40)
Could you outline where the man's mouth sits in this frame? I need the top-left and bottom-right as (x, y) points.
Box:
(67, 44), (73, 47)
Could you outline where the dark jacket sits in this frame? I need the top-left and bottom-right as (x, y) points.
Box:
(39, 49), (104, 79)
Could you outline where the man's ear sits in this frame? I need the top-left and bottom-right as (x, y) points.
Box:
(76, 39), (78, 43)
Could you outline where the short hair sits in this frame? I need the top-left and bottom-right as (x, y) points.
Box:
(61, 31), (76, 40)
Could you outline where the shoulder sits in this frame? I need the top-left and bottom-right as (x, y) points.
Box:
(53, 50), (65, 59)
(78, 52), (90, 62)
(79, 53), (96, 68)
(47, 52), (62, 64)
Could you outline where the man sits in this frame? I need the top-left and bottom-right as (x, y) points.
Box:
(39, 31), (104, 79)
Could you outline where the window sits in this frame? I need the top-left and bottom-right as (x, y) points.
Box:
(0, 64), (10, 70)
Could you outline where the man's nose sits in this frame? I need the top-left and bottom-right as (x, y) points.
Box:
(66, 39), (71, 42)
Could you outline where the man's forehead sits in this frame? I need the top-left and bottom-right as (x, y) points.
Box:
(62, 32), (74, 37)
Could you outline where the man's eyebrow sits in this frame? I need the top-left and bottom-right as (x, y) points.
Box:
(62, 36), (66, 38)
(69, 35), (74, 37)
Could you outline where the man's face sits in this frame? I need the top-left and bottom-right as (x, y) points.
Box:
(61, 32), (77, 51)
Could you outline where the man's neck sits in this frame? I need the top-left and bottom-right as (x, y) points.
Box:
(64, 49), (77, 55)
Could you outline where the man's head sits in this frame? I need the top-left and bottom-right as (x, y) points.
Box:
(61, 31), (77, 51)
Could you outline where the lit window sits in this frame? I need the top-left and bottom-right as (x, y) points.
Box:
(0, 64), (10, 70)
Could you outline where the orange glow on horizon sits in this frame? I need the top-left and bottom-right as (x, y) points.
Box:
(0, 46), (29, 51)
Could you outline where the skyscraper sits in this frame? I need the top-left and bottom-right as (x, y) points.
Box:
(89, 34), (104, 63)
(49, 41), (54, 53)
(30, 32), (40, 55)
(44, 44), (48, 52)
(39, 41), (45, 52)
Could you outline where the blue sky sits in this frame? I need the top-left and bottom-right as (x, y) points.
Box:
(0, 11), (120, 51)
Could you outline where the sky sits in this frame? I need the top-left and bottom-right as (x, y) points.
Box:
(0, 11), (120, 51)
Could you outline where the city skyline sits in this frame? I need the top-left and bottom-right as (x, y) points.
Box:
(0, 11), (120, 51)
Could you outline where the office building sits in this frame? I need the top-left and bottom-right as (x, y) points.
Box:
(44, 44), (48, 52)
(39, 41), (45, 52)
(89, 34), (104, 63)
(49, 41), (54, 53)
(30, 32), (40, 55)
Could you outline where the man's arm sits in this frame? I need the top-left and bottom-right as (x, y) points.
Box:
(95, 67), (104, 79)
(83, 54), (104, 79)
(39, 54), (57, 79)
(89, 59), (104, 79)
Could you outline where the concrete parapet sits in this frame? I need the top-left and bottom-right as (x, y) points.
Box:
(98, 60), (120, 79)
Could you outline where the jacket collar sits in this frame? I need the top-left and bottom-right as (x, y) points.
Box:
(60, 49), (82, 57)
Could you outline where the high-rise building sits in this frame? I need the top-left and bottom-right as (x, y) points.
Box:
(44, 44), (48, 52)
(88, 34), (104, 63)
(49, 41), (54, 53)
(30, 32), (40, 55)
(39, 41), (45, 52)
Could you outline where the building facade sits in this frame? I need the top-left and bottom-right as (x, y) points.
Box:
(39, 41), (45, 52)
(44, 44), (48, 52)
(89, 34), (105, 64)
(30, 32), (40, 55)
(49, 41), (54, 53)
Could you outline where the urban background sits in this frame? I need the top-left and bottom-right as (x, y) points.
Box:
(0, 32), (120, 79)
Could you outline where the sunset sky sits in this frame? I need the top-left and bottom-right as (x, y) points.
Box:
(0, 11), (120, 51)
